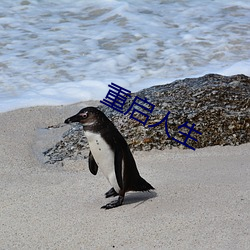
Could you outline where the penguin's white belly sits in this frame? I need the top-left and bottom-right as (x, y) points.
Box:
(85, 131), (120, 193)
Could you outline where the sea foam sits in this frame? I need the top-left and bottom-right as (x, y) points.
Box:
(0, 0), (249, 112)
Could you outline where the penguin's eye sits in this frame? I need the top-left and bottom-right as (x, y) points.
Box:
(79, 112), (88, 119)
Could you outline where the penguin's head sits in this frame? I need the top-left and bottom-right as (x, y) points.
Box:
(65, 107), (109, 129)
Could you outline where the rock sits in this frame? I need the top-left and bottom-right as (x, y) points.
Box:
(43, 74), (250, 164)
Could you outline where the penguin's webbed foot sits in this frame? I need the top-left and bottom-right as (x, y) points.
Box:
(101, 196), (124, 209)
(105, 187), (118, 198)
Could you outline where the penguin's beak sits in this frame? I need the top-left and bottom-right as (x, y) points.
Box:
(64, 114), (81, 124)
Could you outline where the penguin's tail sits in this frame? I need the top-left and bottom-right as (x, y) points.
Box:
(132, 176), (154, 192)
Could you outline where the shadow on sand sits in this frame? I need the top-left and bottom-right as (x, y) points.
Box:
(122, 190), (157, 208)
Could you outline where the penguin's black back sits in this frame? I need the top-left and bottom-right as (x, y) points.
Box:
(99, 116), (154, 192)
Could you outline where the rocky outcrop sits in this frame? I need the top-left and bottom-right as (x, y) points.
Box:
(44, 74), (250, 163)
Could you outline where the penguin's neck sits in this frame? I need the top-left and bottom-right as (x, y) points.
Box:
(82, 123), (107, 133)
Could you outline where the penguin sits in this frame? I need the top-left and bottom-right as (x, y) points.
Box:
(65, 107), (154, 209)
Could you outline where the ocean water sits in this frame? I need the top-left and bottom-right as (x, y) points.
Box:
(0, 0), (249, 112)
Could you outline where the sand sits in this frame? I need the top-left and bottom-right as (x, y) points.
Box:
(0, 102), (249, 250)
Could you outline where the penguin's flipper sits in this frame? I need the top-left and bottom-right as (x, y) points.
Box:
(114, 146), (124, 190)
(105, 187), (118, 198)
(88, 151), (98, 175)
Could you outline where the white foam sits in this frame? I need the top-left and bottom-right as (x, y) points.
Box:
(0, 0), (249, 112)
(218, 60), (250, 76)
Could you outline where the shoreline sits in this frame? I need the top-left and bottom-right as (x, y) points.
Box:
(0, 103), (249, 249)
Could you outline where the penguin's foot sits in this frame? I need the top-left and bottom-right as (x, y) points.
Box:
(105, 187), (118, 198)
(101, 196), (124, 209)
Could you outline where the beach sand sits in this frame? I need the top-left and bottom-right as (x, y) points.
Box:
(0, 102), (249, 249)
